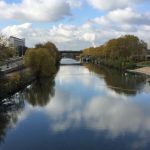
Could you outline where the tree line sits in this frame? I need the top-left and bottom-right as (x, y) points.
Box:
(81, 35), (147, 69)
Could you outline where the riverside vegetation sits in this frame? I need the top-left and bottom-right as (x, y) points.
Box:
(0, 34), (148, 100)
(0, 38), (60, 100)
(81, 35), (147, 70)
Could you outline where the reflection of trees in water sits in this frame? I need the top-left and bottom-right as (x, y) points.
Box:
(0, 77), (9, 101)
(0, 93), (24, 144)
(0, 68), (57, 144)
(25, 77), (55, 107)
(86, 64), (146, 95)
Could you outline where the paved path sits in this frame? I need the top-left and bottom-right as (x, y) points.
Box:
(0, 57), (24, 73)
(129, 67), (150, 76)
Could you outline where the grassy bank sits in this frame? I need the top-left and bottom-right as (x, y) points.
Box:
(0, 70), (34, 100)
(82, 57), (136, 70)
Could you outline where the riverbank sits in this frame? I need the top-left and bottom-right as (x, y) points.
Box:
(128, 67), (150, 76)
(0, 64), (60, 101)
(81, 57), (136, 70)
(0, 70), (34, 101)
(81, 57), (150, 78)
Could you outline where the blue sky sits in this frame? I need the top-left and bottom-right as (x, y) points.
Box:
(0, 0), (150, 50)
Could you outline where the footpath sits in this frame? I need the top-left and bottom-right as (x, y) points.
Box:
(0, 57), (24, 74)
(129, 67), (150, 76)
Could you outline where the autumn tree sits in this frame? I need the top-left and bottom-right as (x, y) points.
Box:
(24, 42), (60, 78)
(35, 42), (60, 63)
(81, 35), (147, 69)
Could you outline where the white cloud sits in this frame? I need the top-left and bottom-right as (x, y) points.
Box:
(1, 5), (150, 50)
(90, 7), (150, 27)
(1, 21), (150, 49)
(0, 0), (80, 22)
(92, 16), (111, 26)
(81, 32), (96, 42)
(1, 23), (100, 49)
(87, 0), (149, 11)
(43, 72), (150, 138)
(86, 8), (150, 47)
(87, 0), (129, 10)
(107, 8), (150, 25)
(1, 23), (43, 46)
(66, 0), (82, 8)
(0, 0), (150, 49)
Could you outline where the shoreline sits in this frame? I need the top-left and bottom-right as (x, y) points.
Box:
(128, 67), (150, 77)
(81, 58), (150, 77)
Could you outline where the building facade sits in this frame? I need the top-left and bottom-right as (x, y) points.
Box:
(9, 36), (26, 56)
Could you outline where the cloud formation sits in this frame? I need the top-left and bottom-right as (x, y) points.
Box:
(0, 0), (79, 22)
(87, 0), (149, 10)
(1, 23), (100, 49)
(1, 15), (150, 50)
(42, 65), (150, 139)
(0, 0), (150, 49)
(107, 8), (150, 25)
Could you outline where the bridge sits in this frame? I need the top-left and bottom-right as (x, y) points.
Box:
(60, 50), (82, 59)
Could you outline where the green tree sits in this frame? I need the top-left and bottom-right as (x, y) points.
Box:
(35, 42), (60, 63)
(24, 48), (56, 78)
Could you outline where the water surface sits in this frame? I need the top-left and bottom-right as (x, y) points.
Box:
(0, 59), (150, 150)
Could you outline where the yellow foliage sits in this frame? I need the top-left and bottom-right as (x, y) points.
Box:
(82, 35), (147, 60)
(24, 47), (57, 77)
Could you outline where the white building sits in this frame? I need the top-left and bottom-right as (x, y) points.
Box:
(9, 36), (26, 56)
(9, 36), (25, 48)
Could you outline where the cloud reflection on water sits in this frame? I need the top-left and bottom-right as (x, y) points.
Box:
(2, 63), (150, 147)
(0, 61), (150, 149)
(42, 65), (150, 139)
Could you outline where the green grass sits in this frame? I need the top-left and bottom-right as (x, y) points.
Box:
(137, 61), (150, 67)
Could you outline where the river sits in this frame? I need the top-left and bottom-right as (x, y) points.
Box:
(0, 58), (150, 150)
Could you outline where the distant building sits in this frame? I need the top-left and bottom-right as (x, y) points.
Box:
(9, 36), (27, 57)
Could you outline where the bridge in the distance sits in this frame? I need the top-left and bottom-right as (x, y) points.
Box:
(60, 50), (82, 59)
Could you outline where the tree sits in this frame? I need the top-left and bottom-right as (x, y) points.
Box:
(81, 35), (147, 69)
(35, 42), (60, 63)
(24, 48), (57, 78)
(25, 41), (60, 78)
(82, 35), (147, 61)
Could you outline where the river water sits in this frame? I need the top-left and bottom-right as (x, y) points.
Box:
(0, 58), (150, 150)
